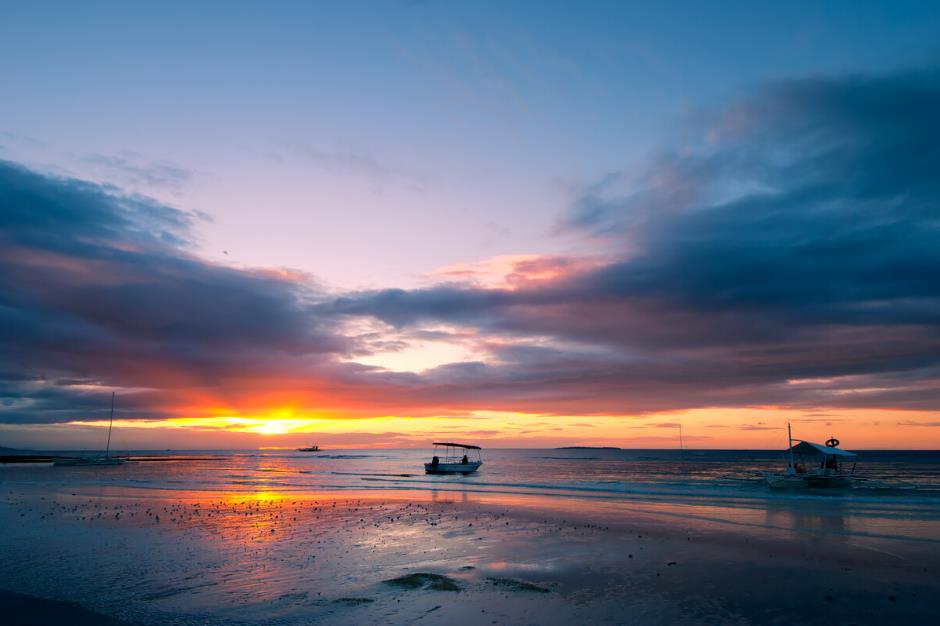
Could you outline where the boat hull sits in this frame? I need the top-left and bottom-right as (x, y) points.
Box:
(425, 462), (481, 475)
(763, 471), (853, 489)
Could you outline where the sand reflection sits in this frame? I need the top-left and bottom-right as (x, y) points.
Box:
(764, 498), (848, 540)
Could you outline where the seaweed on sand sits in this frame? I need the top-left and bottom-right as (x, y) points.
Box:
(384, 573), (462, 592)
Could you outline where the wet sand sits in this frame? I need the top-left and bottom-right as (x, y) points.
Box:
(1, 483), (939, 625)
(0, 589), (137, 626)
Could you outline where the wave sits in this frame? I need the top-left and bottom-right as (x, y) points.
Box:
(351, 475), (940, 508)
(332, 471), (416, 478)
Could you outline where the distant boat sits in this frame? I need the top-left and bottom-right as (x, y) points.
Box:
(763, 424), (856, 489)
(297, 444), (321, 452)
(425, 442), (483, 475)
(54, 393), (128, 466)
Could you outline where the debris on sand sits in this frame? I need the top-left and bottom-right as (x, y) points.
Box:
(384, 573), (462, 592)
(486, 576), (551, 593)
(333, 597), (375, 605)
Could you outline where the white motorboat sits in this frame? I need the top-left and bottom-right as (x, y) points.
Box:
(424, 442), (483, 475)
(764, 424), (856, 489)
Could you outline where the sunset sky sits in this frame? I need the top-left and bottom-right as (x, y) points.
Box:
(2, 1), (940, 450)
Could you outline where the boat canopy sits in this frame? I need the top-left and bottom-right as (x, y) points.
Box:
(433, 442), (482, 450)
(790, 440), (856, 457)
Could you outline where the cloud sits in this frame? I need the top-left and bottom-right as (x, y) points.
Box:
(3, 66), (940, 433)
(79, 153), (193, 192)
(270, 141), (430, 193)
(738, 424), (783, 431)
(325, 67), (940, 413)
(0, 160), (348, 424)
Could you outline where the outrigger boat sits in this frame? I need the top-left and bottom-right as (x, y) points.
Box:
(297, 444), (321, 452)
(764, 424), (857, 489)
(54, 393), (128, 466)
(424, 442), (483, 475)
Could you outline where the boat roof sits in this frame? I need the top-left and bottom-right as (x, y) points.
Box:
(791, 440), (857, 457)
(433, 442), (481, 450)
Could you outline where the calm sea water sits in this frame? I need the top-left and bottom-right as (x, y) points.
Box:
(8, 448), (940, 507)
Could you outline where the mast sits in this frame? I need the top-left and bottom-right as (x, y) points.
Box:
(105, 392), (115, 459)
(787, 422), (794, 469)
(678, 424), (684, 453)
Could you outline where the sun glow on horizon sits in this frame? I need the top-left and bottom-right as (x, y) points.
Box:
(47, 406), (940, 450)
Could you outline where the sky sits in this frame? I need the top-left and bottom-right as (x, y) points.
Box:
(2, 1), (940, 450)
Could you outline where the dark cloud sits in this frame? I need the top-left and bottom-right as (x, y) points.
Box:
(0, 160), (347, 424)
(326, 68), (940, 412)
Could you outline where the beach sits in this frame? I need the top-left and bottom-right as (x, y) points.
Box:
(1, 450), (939, 625)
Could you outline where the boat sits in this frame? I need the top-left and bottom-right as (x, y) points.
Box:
(54, 393), (128, 466)
(763, 424), (856, 489)
(297, 444), (321, 452)
(424, 442), (483, 475)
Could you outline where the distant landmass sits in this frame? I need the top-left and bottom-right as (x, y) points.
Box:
(556, 446), (621, 450)
(0, 446), (60, 464)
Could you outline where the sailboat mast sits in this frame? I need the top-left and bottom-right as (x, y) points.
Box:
(105, 392), (115, 459)
(787, 422), (794, 469)
(678, 424), (684, 453)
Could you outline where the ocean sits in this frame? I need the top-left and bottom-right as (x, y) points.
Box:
(9, 447), (940, 505)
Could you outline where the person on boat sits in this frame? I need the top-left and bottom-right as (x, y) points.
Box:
(430, 456), (439, 469)
(825, 456), (838, 470)
(461, 454), (468, 464)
